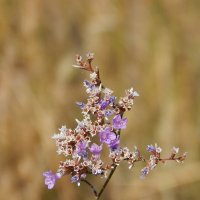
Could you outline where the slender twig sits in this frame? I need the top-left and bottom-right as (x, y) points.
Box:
(96, 164), (117, 200)
(81, 179), (98, 198)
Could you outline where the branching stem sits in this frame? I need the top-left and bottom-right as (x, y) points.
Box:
(81, 179), (98, 198)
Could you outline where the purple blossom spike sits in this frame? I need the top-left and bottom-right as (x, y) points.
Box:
(43, 171), (61, 189)
(100, 127), (116, 145)
(113, 114), (128, 129)
(77, 140), (88, 158)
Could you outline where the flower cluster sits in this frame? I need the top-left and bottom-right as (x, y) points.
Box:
(43, 53), (186, 197)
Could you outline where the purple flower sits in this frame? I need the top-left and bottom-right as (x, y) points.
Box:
(90, 143), (103, 155)
(76, 102), (85, 109)
(71, 175), (79, 183)
(108, 136), (120, 151)
(109, 96), (116, 103)
(100, 127), (116, 145)
(105, 109), (113, 117)
(140, 167), (149, 179)
(90, 143), (103, 160)
(83, 80), (95, 90)
(147, 144), (162, 154)
(77, 140), (88, 158)
(100, 100), (109, 110)
(43, 171), (61, 189)
(112, 115), (128, 129)
(83, 80), (92, 87)
(146, 145), (155, 152)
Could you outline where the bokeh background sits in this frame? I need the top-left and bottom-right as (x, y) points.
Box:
(0, 0), (200, 200)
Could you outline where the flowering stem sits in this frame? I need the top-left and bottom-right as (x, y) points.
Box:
(96, 113), (124, 200)
(43, 54), (186, 197)
(82, 165), (118, 200)
(96, 164), (117, 200)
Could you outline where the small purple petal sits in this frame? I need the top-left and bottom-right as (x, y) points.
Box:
(71, 175), (79, 183)
(105, 109), (113, 117)
(109, 136), (120, 151)
(100, 128), (116, 145)
(77, 141), (88, 158)
(83, 80), (95, 90)
(76, 102), (85, 109)
(113, 115), (128, 129)
(146, 145), (155, 152)
(109, 96), (116, 103)
(89, 143), (103, 155)
(100, 101), (109, 110)
(43, 171), (61, 189)
(83, 80), (92, 87)
(140, 167), (149, 179)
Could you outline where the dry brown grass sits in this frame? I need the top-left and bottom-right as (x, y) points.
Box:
(0, 0), (200, 200)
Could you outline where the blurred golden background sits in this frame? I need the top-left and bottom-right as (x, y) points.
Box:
(0, 0), (200, 200)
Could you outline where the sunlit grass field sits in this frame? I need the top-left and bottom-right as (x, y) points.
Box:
(0, 1), (200, 200)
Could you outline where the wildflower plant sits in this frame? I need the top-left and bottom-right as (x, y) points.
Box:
(43, 53), (187, 199)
